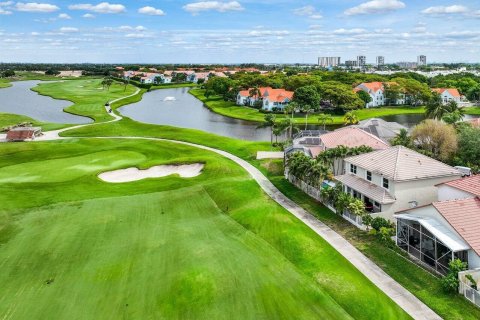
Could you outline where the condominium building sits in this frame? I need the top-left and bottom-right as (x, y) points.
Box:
(376, 56), (385, 66)
(418, 55), (427, 66)
(318, 57), (341, 68)
(345, 60), (357, 67)
(357, 55), (366, 67)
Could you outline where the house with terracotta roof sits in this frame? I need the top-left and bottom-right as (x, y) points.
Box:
(354, 118), (409, 143)
(437, 175), (480, 201)
(262, 88), (294, 111)
(354, 82), (406, 108)
(335, 146), (462, 227)
(236, 87), (294, 111)
(395, 197), (480, 275)
(432, 88), (462, 104)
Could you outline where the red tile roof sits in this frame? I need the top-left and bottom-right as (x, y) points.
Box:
(440, 175), (480, 197)
(263, 88), (294, 103)
(433, 197), (480, 255)
(432, 88), (461, 98)
(319, 127), (390, 151)
(238, 87), (272, 98)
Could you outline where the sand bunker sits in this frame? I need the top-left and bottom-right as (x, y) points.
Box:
(98, 163), (204, 183)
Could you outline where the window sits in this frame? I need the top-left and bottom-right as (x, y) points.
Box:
(383, 178), (389, 189)
(350, 164), (357, 174)
(366, 171), (372, 181)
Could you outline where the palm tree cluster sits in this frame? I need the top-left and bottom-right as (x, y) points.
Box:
(425, 94), (465, 124)
(101, 77), (114, 91)
(286, 145), (374, 186)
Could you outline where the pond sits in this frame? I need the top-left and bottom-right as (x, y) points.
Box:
(119, 87), (273, 141)
(382, 113), (479, 128)
(0, 81), (92, 124)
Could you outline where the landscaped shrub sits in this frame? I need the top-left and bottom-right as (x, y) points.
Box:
(441, 259), (467, 293)
(370, 217), (394, 231)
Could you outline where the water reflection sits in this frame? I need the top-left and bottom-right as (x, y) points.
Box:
(0, 81), (92, 124)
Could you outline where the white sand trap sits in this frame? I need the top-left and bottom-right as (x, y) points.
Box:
(98, 163), (204, 183)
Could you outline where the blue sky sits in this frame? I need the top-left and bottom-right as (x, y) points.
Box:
(0, 1), (479, 63)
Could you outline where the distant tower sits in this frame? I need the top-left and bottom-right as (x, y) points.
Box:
(318, 57), (341, 67)
(357, 55), (366, 67)
(417, 55), (427, 66)
(376, 56), (385, 66)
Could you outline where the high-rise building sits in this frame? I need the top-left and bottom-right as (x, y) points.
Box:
(376, 56), (385, 66)
(357, 55), (366, 67)
(318, 57), (341, 67)
(417, 55), (427, 66)
(345, 60), (358, 67)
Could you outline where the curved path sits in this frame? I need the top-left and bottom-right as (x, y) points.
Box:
(1, 88), (441, 320)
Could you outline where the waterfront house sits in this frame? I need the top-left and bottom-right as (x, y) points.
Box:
(354, 118), (409, 143)
(236, 87), (294, 111)
(432, 88), (462, 104)
(335, 146), (462, 224)
(354, 82), (406, 108)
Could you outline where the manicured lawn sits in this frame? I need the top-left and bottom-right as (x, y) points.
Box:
(0, 112), (71, 131)
(32, 79), (139, 122)
(190, 88), (425, 125)
(0, 139), (409, 319)
(466, 107), (480, 115)
(0, 79), (12, 88)
(257, 159), (480, 320)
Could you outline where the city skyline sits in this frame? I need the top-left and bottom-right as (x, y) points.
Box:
(0, 1), (479, 63)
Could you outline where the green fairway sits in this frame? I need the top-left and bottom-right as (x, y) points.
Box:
(0, 138), (409, 319)
(32, 79), (139, 122)
(189, 88), (426, 125)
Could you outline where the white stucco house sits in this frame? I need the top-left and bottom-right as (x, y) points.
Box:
(236, 87), (294, 111)
(432, 88), (462, 104)
(354, 82), (406, 108)
(394, 175), (480, 275)
(335, 146), (462, 227)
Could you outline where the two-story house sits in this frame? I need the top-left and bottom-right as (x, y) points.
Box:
(236, 87), (294, 111)
(431, 88), (462, 104)
(394, 175), (480, 275)
(354, 82), (406, 108)
(335, 146), (462, 226)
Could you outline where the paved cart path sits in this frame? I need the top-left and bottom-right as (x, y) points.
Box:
(0, 89), (442, 320)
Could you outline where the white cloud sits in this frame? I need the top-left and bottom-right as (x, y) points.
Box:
(58, 13), (71, 19)
(125, 33), (150, 38)
(118, 25), (146, 32)
(82, 13), (95, 18)
(16, 2), (60, 13)
(138, 6), (165, 16)
(183, 1), (244, 15)
(60, 27), (79, 33)
(69, 2), (126, 14)
(31, 31), (40, 36)
(345, 0), (405, 16)
(293, 5), (322, 19)
(333, 28), (367, 34)
(0, 1), (13, 6)
(0, 7), (12, 14)
(422, 5), (468, 15)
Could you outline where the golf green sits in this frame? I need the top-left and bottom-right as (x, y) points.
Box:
(0, 138), (409, 319)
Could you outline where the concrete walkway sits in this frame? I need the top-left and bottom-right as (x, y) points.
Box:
(256, 151), (284, 160)
(1, 88), (441, 319)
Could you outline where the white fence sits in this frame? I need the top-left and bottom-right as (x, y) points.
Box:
(459, 269), (480, 308)
(286, 173), (366, 229)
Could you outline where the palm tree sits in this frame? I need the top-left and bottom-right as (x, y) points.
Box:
(303, 107), (314, 130)
(281, 117), (298, 140)
(284, 102), (297, 119)
(391, 129), (412, 147)
(425, 93), (445, 120)
(258, 114), (276, 145)
(318, 113), (334, 130)
(343, 111), (359, 125)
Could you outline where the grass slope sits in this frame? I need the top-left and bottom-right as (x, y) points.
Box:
(32, 79), (139, 122)
(0, 139), (409, 320)
(189, 88), (426, 125)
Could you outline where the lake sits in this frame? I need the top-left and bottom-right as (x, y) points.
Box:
(119, 87), (273, 141)
(0, 81), (92, 124)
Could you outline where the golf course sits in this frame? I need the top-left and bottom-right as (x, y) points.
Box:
(5, 77), (480, 319)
